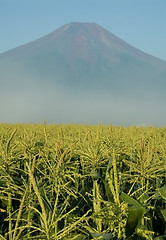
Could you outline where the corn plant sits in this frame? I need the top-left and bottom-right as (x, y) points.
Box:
(0, 123), (165, 239)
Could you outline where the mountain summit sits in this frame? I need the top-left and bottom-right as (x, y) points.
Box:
(0, 22), (166, 125)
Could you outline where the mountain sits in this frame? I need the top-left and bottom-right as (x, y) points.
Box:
(0, 22), (166, 125)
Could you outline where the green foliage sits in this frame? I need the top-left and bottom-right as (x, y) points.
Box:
(0, 123), (165, 239)
(120, 192), (145, 238)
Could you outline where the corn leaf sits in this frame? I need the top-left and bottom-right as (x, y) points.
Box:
(90, 232), (113, 240)
(157, 185), (166, 201)
(120, 192), (145, 238)
(161, 209), (166, 222)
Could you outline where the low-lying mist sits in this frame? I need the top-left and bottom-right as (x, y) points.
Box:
(1, 72), (165, 126)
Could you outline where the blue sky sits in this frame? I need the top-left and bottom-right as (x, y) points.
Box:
(0, 0), (166, 61)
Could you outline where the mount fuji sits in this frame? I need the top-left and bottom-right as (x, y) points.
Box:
(0, 22), (166, 125)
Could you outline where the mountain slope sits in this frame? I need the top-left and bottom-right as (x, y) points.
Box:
(0, 22), (166, 125)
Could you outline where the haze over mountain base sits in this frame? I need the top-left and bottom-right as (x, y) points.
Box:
(0, 23), (166, 126)
(1, 81), (165, 126)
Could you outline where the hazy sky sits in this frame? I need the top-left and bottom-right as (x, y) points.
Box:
(0, 0), (166, 61)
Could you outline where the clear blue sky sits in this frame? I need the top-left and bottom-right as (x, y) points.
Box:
(0, 0), (166, 60)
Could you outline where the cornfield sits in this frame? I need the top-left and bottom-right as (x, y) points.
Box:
(0, 123), (166, 239)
